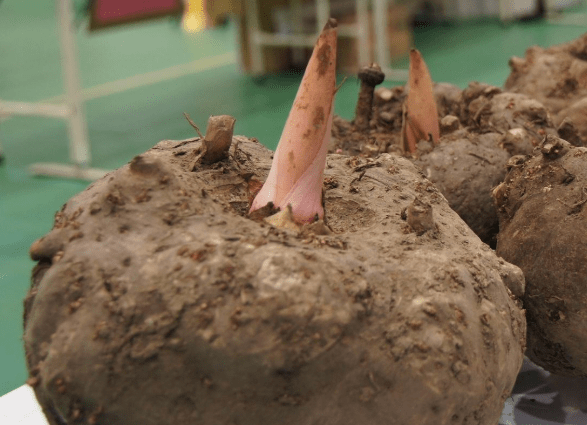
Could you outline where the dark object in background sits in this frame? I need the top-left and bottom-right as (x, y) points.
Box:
(412, 0), (446, 28)
(518, 0), (546, 21)
(498, 358), (587, 425)
(89, 0), (184, 30)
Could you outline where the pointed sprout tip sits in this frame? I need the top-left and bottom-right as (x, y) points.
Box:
(324, 18), (338, 30)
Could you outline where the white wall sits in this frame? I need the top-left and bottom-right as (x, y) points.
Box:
(545, 0), (583, 11)
(441, 0), (584, 19)
(498, 0), (539, 19)
(440, 0), (537, 19)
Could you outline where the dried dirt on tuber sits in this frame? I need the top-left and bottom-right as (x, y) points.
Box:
(24, 136), (525, 425)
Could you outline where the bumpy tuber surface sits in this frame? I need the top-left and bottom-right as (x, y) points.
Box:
(505, 34), (587, 144)
(494, 135), (587, 377)
(414, 134), (509, 245)
(24, 133), (526, 425)
(332, 78), (558, 246)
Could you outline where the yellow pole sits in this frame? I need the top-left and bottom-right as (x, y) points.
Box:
(183, 0), (209, 33)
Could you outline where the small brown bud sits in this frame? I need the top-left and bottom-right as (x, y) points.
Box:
(540, 134), (571, 159)
(406, 197), (435, 235)
(354, 64), (385, 130)
(202, 115), (236, 164)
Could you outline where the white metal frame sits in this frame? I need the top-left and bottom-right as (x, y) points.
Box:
(243, 0), (409, 81)
(0, 0), (109, 180)
(498, 0), (539, 20)
(496, 0), (586, 24)
(545, 0), (587, 24)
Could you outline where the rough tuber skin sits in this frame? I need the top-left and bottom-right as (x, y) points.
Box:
(413, 134), (509, 246)
(24, 135), (526, 425)
(331, 78), (558, 246)
(505, 34), (587, 144)
(494, 135), (587, 377)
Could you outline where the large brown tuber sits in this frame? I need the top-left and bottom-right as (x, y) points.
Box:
(413, 134), (509, 245)
(494, 135), (587, 377)
(23, 22), (527, 425)
(505, 33), (587, 144)
(24, 135), (526, 425)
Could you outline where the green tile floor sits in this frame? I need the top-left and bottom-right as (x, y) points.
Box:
(1, 0), (587, 396)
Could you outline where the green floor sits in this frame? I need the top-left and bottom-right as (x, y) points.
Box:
(1, 0), (587, 396)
